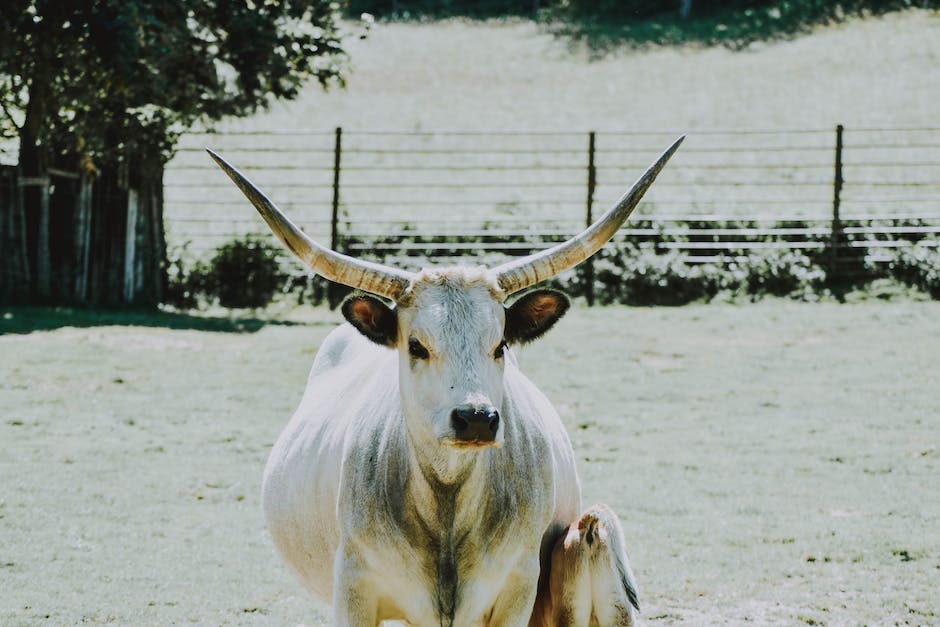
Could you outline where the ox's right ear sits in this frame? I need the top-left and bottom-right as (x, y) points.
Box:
(504, 289), (570, 345)
(342, 293), (398, 347)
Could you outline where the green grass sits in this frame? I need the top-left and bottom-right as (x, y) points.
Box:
(2, 302), (938, 624)
(0, 306), (308, 336)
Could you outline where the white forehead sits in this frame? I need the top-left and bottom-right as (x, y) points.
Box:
(401, 267), (505, 346)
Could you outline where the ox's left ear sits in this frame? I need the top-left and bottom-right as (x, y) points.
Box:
(504, 289), (570, 345)
(342, 293), (398, 347)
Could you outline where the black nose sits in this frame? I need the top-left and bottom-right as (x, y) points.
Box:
(450, 405), (500, 443)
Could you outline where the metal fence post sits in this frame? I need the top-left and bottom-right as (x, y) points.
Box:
(830, 124), (844, 279)
(584, 131), (597, 306)
(330, 126), (343, 252)
(326, 127), (344, 308)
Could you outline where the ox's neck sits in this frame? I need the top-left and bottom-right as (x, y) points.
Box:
(407, 442), (492, 521)
(403, 444), (497, 626)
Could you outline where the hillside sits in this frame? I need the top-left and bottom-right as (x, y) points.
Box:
(217, 9), (938, 132)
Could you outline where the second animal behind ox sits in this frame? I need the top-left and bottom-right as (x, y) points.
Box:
(209, 135), (683, 626)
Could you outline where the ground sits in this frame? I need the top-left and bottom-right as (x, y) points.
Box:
(2, 10), (939, 625)
(2, 301), (937, 625)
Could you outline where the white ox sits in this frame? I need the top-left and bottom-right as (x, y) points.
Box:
(208, 136), (682, 627)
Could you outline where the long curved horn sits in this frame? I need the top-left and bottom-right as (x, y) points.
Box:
(492, 135), (685, 296)
(207, 149), (414, 301)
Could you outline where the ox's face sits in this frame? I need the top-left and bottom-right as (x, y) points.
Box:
(342, 268), (569, 451)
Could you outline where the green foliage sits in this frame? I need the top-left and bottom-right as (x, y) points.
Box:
(346, 0), (540, 19)
(164, 243), (210, 310)
(204, 235), (285, 309)
(1, 1), (347, 309)
(587, 243), (725, 305)
(562, 245), (828, 305)
(166, 237), (346, 310)
(338, 0), (925, 50)
(167, 228), (940, 310)
(0, 1), (346, 165)
(345, 227), (834, 305)
(546, 0), (924, 52)
(165, 235), (287, 309)
(885, 245), (940, 299)
(733, 249), (827, 300)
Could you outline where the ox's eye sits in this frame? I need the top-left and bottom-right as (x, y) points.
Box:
(494, 341), (507, 360)
(408, 338), (430, 360)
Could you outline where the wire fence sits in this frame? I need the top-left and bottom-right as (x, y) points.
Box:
(165, 125), (940, 270)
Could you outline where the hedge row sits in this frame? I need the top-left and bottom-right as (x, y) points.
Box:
(165, 235), (940, 309)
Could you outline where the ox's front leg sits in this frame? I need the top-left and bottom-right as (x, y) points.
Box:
(485, 559), (540, 627)
(333, 543), (378, 627)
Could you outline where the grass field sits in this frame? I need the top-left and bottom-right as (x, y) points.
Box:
(2, 301), (938, 625)
(219, 10), (939, 132)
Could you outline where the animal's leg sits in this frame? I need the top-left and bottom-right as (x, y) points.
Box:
(549, 504), (640, 627)
(486, 562), (540, 627)
(333, 545), (378, 627)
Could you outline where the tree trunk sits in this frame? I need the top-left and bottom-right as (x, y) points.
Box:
(680, 0), (693, 19)
(73, 174), (93, 302)
(0, 165), (31, 303)
(17, 78), (52, 303)
(127, 156), (166, 307)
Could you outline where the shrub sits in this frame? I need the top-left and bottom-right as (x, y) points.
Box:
(291, 273), (338, 308)
(204, 235), (285, 309)
(164, 244), (208, 310)
(558, 244), (831, 304)
(167, 223), (940, 309)
(586, 242), (724, 305)
(731, 249), (827, 300)
(549, 0), (919, 51)
(885, 246), (940, 299)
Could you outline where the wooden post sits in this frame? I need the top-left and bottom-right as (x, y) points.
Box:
(830, 124), (844, 279)
(16, 176), (31, 288)
(585, 131), (597, 306)
(37, 177), (51, 300)
(0, 167), (32, 303)
(330, 127), (342, 252)
(124, 188), (139, 303)
(74, 174), (93, 302)
(149, 181), (167, 307)
(17, 175), (51, 300)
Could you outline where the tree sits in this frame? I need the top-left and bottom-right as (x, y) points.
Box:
(0, 0), (345, 306)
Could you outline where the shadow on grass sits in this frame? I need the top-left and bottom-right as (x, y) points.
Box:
(0, 306), (313, 336)
(542, 2), (924, 56)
